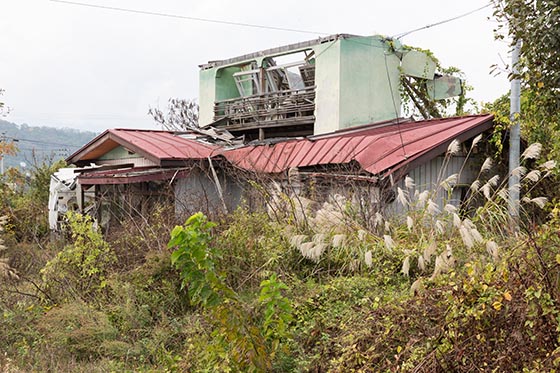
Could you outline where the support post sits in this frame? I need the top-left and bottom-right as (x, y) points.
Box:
(508, 39), (522, 228)
(207, 157), (228, 214)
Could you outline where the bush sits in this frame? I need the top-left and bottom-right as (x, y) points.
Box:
(41, 212), (116, 303)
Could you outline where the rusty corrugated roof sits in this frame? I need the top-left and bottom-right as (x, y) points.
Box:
(66, 128), (218, 167)
(221, 114), (494, 176)
(69, 114), (494, 184)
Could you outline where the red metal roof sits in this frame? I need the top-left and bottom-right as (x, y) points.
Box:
(220, 114), (494, 176)
(66, 129), (218, 166)
(69, 114), (494, 184)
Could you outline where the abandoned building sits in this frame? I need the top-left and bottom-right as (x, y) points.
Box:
(49, 34), (494, 231)
(199, 34), (461, 139)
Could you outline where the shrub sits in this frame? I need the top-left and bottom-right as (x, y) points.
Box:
(41, 212), (116, 303)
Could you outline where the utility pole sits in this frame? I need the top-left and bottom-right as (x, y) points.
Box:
(508, 39), (522, 227)
(0, 132), (5, 175)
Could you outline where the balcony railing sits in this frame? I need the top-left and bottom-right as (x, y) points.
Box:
(213, 86), (315, 131)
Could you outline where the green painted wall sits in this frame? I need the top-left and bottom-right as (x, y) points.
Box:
(216, 66), (243, 101)
(312, 40), (341, 135)
(313, 36), (402, 135)
(99, 146), (141, 160)
(200, 66), (244, 125)
(199, 68), (218, 127)
(338, 36), (401, 130)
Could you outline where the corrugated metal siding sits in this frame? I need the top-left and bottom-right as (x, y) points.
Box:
(388, 155), (478, 216)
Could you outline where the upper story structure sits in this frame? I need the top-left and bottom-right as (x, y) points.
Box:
(199, 34), (461, 140)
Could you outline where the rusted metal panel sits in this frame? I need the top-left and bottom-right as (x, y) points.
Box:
(78, 167), (191, 185)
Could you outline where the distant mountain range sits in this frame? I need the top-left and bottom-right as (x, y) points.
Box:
(0, 119), (98, 171)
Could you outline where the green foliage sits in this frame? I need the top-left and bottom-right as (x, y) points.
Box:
(169, 212), (225, 307)
(491, 0), (560, 162)
(259, 274), (292, 341)
(2, 151), (560, 371)
(41, 212), (116, 303)
(216, 207), (293, 290)
(399, 46), (476, 120)
(493, 0), (560, 91)
(169, 212), (292, 371)
(0, 158), (66, 241)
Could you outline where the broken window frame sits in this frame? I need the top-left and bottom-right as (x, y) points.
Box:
(265, 60), (307, 92)
(233, 68), (262, 97)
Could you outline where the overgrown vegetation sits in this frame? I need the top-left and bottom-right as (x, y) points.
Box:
(0, 133), (559, 372)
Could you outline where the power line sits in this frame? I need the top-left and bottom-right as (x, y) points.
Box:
(3, 135), (84, 148)
(393, 3), (492, 39)
(49, 0), (330, 35)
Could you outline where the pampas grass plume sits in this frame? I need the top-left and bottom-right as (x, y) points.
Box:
(401, 256), (410, 276)
(541, 160), (556, 171)
(383, 235), (395, 251)
(470, 179), (481, 192)
(447, 139), (461, 156)
(332, 234), (347, 248)
(511, 166), (527, 177)
(427, 199), (440, 215)
(522, 143), (542, 160)
(364, 250), (373, 268)
(459, 225), (474, 248)
(481, 183), (492, 200)
(290, 235), (307, 248)
(406, 216), (414, 231)
(524, 169), (541, 183)
(444, 204), (457, 214)
(481, 157), (493, 172)
(486, 241), (499, 262)
(405, 176), (415, 189)
(435, 220), (445, 235)
(471, 134), (483, 150)
(418, 190), (429, 205)
(531, 197), (548, 209)
(397, 187), (409, 207)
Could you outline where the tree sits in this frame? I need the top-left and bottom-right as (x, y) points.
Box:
(492, 0), (560, 158)
(148, 98), (199, 131)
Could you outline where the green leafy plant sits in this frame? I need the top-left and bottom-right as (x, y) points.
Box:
(41, 212), (116, 303)
(169, 212), (292, 371)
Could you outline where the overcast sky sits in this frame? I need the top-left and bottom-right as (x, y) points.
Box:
(1, 0), (511, 133)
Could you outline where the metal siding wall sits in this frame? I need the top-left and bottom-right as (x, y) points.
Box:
(387, 155), (477, 216)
